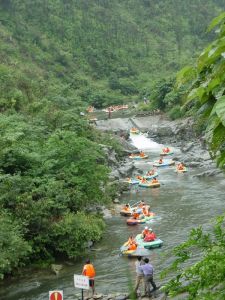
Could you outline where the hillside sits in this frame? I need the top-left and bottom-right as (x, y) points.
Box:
(0, 0), (225, 110)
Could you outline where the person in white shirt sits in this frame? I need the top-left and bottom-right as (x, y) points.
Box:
(134, 256), (144, 296)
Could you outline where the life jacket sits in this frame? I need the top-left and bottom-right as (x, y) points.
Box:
(142, 229), (149, 236)
(129, 243), (137, 250)
(144, 232), (156, 242)
(133, 212), (139, 219)
(142, 208), (148, 215)
(83, 264), (96, 278)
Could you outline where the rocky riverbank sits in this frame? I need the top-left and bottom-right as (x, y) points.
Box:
(96, 115), (223, 182)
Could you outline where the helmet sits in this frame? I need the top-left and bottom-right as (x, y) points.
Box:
(145, 226), (148, 230)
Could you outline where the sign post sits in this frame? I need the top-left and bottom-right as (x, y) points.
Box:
(49, 290), (63, 300)
(74, 274), (90, 300)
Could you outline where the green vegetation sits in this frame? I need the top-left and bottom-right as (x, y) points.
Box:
(161, 13), (225, 299)
(161, 215), (225, 299)
(176, 12), (225, 166)
(0, 109), (115, 278)
(0, 0), (224, 111)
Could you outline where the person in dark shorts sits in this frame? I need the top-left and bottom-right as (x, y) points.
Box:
(82, 259), (96, 296)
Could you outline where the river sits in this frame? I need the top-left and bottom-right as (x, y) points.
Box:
(1, 134), (224, 300)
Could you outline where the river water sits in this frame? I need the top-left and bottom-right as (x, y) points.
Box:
(1, 134), (225, 300)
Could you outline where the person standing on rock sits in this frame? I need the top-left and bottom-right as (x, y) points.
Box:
(140, 258), (158, 297)
(82, 259), (96, 297)
(134, 256), (145, 296)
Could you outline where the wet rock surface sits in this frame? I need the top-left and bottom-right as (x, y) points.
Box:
(75, 291), (170, 300)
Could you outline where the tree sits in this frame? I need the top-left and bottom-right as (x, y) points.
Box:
(161, 215), (225, 299)
(176, 12), (225, 167)
(0, 212), (31, 279)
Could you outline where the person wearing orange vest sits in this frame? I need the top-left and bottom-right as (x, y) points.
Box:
(128, 242), (137, 251)
(151, 177), (159, 184)
(82, 259), (96, 296)
(158, 158), (163, 164)
(178, 163), (185, 170)
(140, 151), (145, 157)
(132, 210), (140, 219)
(142, 226), (150, 238)
(123, 204), (130, 211)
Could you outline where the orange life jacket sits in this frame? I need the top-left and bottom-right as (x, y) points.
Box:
(142, 229), (149, 236)
(83, 264), (96, 278)
(129, 243), (137, 250)
(133, 212), (139, 219)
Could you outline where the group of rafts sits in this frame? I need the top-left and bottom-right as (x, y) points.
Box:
(120, 128), (187, 257)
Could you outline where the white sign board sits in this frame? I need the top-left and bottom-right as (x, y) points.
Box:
(49, 290), (63, 300)
(74, 274), (90, 290)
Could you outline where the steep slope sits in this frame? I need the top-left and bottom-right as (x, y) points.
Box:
(0, 0), (224, 109)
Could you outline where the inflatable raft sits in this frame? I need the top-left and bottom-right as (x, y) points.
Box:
(130, 129), (140, 134)
(120, 246), (152, 257)
(129, 155), (148, 160)
(120, 208), (133, 216)
(160, 150), (174, 156)
(153, 159), (175, 167)
(120, 204), (150, 216)
(126, 213), (155, 225)
(135, 234), (163, 249)
(139, 181), (160, 188)
(143, 172), (159, 179)
(123, 178), (140, 185)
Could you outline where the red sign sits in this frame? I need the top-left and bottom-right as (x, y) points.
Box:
(49, 291), (63, 300)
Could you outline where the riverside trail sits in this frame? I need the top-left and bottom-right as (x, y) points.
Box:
(1, 131), (224, 300)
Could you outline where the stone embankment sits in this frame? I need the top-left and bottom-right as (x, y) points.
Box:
(74, 290), (168, 300)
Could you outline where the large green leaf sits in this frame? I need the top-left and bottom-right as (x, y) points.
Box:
(214, 95), (225, 126)
(176, 66), (197, 88)
(207, 12), (225, 32)
(198, 37), (225, 71)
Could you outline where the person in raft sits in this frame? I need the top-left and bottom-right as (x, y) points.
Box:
(177, 163), (185, 170)
(142, 226), (150, 238)
(163, 147), (170, 153)
(158, 157), (163, 164)
(141, 178), (147, 184)
(147, 169), (154, 176)
(151, 177), (159, 184)
(144, 228), (157, 242)
(132, 209), (140, 219)
(82, 259), (96, 296)
(142, 205), (151, 216)
(138, 200), (145, 208)
(123, 204), (130, 211)
(126, 236), (137, 250)
(140, 151), (145, 157)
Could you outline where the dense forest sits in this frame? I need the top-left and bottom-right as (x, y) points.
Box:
(0, 0), (225, 111)
(0, 0), (225, 281)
